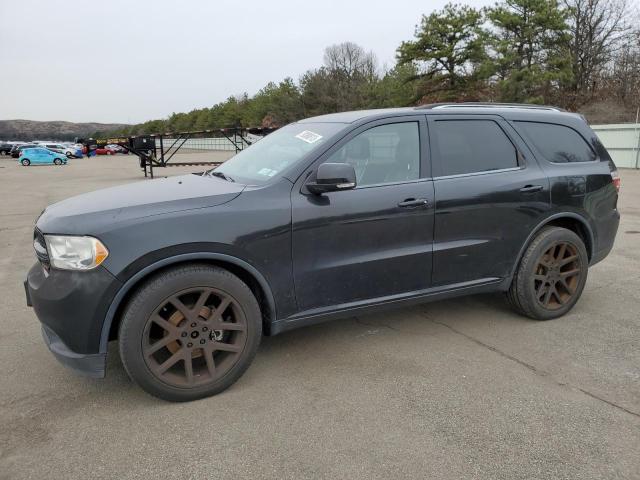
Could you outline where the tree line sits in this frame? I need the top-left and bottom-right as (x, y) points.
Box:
(103, 0), (640, 138)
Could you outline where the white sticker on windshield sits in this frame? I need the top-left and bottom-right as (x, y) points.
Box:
(295, 130), (323, 144)
(258, 167), (277, 177)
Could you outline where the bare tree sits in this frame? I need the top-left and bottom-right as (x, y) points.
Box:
(610, 30), (640, 102)
(323, 42), (378, 79)
(318, 42), (379, 111)
(563, 0), (633, 105)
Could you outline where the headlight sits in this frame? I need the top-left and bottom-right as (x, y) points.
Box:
(44, 235), (109, 271)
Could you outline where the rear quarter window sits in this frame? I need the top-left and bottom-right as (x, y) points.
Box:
(516, 121), (597, 163)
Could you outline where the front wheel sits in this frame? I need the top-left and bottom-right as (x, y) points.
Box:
(65, 152), (72, 158)
(21, 159), (30, 166)
(54, 158), (62, 165)
(508, 227), (588, 320)
(119, 264), (262, 401)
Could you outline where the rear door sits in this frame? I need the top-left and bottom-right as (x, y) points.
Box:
(291, 117), (435, 312)
(428, 114), (551, 286)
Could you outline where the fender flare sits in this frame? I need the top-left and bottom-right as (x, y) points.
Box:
(508, 212), (595, 280)
(99, 252), (277, 354)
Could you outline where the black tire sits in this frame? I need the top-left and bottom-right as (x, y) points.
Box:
(21, 159), (30, 166)
(65, 151), (72, 158)
(119, 264), (262, 402)
(54, 158), (62, 165)
(508, 227), (588, 320)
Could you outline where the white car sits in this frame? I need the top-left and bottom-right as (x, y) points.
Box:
(41, 143), (80, 158)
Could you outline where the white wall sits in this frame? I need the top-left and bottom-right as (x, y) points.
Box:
(592, 124), (640, 169)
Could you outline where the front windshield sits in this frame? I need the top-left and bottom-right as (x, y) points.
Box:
(211, 122), (345, 184)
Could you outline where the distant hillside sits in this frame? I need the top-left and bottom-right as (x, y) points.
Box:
(0, 119), (130, 141)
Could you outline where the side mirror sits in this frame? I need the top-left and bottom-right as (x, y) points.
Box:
(307, 163), (357, 195)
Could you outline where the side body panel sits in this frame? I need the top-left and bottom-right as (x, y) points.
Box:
(507, 114), (620, 263)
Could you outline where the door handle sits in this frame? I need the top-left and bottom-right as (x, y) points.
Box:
(520, 185), (543, 193)
(398, 198), (429, 208)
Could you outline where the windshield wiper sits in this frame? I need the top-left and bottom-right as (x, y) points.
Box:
(208, 171), (235, 182)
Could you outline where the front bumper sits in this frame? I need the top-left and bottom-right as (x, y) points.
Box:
(25, 262), (122, 377)
(41, 325), (106, 378)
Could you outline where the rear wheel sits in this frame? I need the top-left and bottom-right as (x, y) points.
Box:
(54, 158), (62, 165)
(508, 227), (588, 320)
(21, 159), (30, 166)
(65, 151), (72, 158)
(119, 264), (262, 401)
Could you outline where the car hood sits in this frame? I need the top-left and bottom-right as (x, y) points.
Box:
(37, 173), (245, 234)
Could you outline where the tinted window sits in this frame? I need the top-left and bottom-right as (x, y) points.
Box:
(433, 120), (518, 176)
(516, 121), (596, 163)
(325, 122), (420, 186)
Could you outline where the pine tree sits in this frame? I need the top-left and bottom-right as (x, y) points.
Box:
(397, 3), (489, 102)
(487, 0), (573, 104)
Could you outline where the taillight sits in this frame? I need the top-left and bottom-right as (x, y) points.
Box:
(611, 170), (621, 193)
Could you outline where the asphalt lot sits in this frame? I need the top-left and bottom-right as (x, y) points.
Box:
(1, 154), (639, 479)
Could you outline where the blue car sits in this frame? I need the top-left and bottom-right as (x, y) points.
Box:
(19, 148), (68, 166)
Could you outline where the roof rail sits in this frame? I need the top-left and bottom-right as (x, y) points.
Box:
(416, 102), (566, 112)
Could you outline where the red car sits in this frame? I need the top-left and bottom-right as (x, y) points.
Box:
(83, 146), (116, 156)
(96, 147), (116, 155)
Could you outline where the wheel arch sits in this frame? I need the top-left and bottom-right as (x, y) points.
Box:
(100, 252), (277, 354)
(508, 213), (595, 282)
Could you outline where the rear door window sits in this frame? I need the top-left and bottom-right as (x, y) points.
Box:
(516, 121), (596, 163)
(432, 119), (518, 177)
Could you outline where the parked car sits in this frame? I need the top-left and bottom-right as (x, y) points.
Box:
(105, 144), (128, 154)
(41, 143), (81, 158)
(95, 147), (115, 155)
(25, 103), (620, 401)
(0, 143), (14, 155)
(11, 144), (38, 158)
(19, 147), (68, 166)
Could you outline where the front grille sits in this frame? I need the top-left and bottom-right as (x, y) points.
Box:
(33, 229), (50, 269)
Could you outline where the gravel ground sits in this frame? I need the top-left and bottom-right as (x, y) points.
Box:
(1, 154), (639, 480)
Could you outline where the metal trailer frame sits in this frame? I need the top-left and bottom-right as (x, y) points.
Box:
(104, 127), (276, 178)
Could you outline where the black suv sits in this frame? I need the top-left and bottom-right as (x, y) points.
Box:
(0, 142), (14, 155)
(11, 143), (37, 158)
(25, 104), (620, 401)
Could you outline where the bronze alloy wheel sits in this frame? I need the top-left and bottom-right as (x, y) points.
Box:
(142, 287), (247, 388)
(533, 241), (582, 310)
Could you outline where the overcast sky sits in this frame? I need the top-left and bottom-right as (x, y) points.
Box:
(0, 0), (492, 124)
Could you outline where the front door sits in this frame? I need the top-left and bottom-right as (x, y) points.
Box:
(34, 149), (49, 163)
(291, 117), (435, 313)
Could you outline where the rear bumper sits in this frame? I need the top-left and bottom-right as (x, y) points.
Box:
(590, 208), (620, 266)
(41, 325), (106, 378)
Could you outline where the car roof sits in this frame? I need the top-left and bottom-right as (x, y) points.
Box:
(298, 103), (585, 126)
